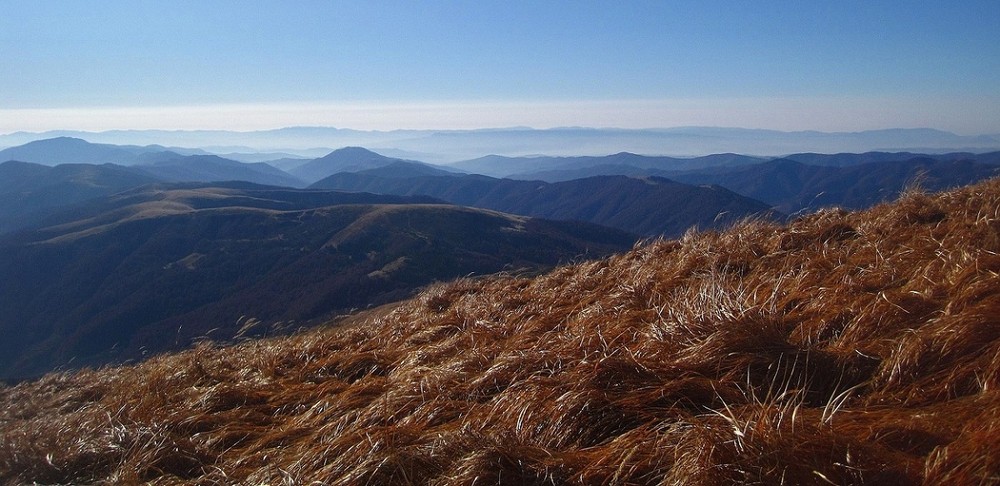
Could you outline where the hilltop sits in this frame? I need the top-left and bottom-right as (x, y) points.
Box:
(2, 176), (998, 483)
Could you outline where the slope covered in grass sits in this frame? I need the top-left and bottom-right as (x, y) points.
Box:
(3, 178), (1000, 484)
(0, 184), (633, 381)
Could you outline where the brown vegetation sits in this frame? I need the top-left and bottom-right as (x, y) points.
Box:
(3, 178), (1000, 484)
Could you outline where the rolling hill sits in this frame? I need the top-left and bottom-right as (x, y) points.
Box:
(452, 152), (767, 179)
(0, 184), (634, 380)
(485, 152), (1000, 216)
(462, 150), (1000, 182)
(0, 137), (144, 166)
(2, 177), (998, 484)
(0, 160), (162, 234)
(136, 154), (305, 187)
(670, 156), (1000, 214)
(311, 171), (777, 237)
(781, 150), (1000, 167)
(289, 147), (452, 184)
(0, 137), (305, 186)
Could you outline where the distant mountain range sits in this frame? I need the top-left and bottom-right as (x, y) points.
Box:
(311, 168), (776, 237)
(455, 152), (768, 178)
(0, 183), (635, 380)
(289, 146), (458, 184)
(138, 153), (305, 187)
(3, 127), (998, 162)
(0, 161), (162, 233)
(474, 150), (1000, 180)
(0, 136), (149, 165)
(670, 157), (1000, 214)
(464, 151), (1000, 215)
(5, 137), (1000, 238)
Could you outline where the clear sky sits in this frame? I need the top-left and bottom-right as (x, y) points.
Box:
(1, 1), (998, 134)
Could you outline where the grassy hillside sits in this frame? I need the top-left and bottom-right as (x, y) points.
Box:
(2, 178), (1000, 484)
(0, 184), (633, 381)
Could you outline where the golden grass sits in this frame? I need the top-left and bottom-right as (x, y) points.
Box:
(3, 179), (1000, 484)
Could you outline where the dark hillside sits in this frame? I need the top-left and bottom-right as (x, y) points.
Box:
(137, 154), (305, 188)
(0, 161), (162, 234)
(671, 157), (1000, 214)
(2, 178), (999, 483)
(290, 147), (431, 183)
(451, 152), (767, 178)
(311, 173), (777, 236)
(0, 137), (141, 166)
(0, 186), (633, 380)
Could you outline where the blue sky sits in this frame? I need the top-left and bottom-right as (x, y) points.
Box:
(1, 1), (998, 133)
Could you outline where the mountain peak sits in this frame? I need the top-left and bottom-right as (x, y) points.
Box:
(0, 137), (142, 166)
(327, 146), (384, 157)
(292, 147), (407, 183)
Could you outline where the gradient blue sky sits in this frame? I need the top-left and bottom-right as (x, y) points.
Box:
(2, 1), (998, 133)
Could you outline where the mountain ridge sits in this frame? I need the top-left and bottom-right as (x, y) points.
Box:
(0, 184), (635, 380)
(310, 171), (778, 237)
(4, 127), (998, 162)
(290, 146), (423, 183)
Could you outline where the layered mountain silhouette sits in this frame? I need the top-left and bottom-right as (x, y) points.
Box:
(0, 137), (146, 166)
(454, 152), (767, 179)
(0, 137), (305, 186)
(0, 160), (162, 233)
(670, 157), (1000, 214)
(290, 146), (457, 184)
(4, 127), (1000, 162)
(467, 150), (1000, 181)
(310, 169), (777, 237)
(6, 138), (1000, 239)
(0, 183), (634, 380)
(468, 151), (1000, 215)
(137, 154), (306, 187)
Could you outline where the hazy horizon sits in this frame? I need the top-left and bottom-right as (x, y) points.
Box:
(2, 98), (999, 136)
(2, 2), (998, 135)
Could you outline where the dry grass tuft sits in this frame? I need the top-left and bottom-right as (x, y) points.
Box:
(4, 178), (1000, 484)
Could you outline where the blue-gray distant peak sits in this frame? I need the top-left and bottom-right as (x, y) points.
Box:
(0, 137), (142, 166)
(290, 146), (426, 184)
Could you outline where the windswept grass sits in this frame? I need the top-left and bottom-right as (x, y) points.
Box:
(3, 179), (1000, 484)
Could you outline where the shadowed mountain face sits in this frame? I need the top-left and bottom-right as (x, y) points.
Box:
(0, 161), (162, 234)
(459, 150), (1000, 181)
(136, 154), (306, 187)
(290, 147), (443, 184)
(453, 152), (767, 179)
(0, 154), (307, 235)
(0, 184), (635, 380)
(0, 137), (143, 166)
(310, 171), (778, 237)
(780, 150), (1000, 167)
(471, 152), (1000, 216)
(670, 157), (1000, 214)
